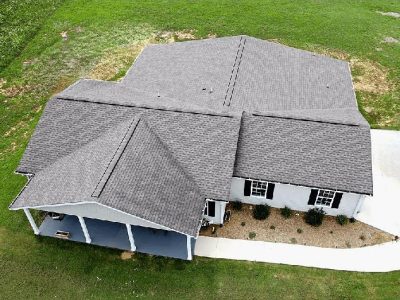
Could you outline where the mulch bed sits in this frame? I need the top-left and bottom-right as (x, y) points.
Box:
(200, 204), (394, 248)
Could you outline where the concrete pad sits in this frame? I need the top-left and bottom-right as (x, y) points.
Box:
(357, 129), (400, 236)
(195, 236), (400, 272)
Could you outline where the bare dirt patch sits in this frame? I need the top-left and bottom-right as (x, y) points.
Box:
(120, 251), (134, 260)
(0, 84), (34, 97)
(308, 47), (393, 94)
(88, 29), (201, 81)
(157, 29), (197, 42)
(200, 204), (394, 248)
(88, 42), (148, 81)
(350, 58), (392, 94)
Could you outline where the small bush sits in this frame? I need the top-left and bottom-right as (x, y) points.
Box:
(297, 228), (303, 234)
(336, 214), (349, 226)
(232, 201), (243, 211)
(349, 217), (356, 223)
(270, 225), (276, 230)
(241, 221), (246, 227)
(290, 238), (297, 244)
(253, 204), (271, 220)
(280, 206), (293, 219)
(304, 207), (326, 227)
(249, 232), (256, 239)
(359, 234), (366, 241)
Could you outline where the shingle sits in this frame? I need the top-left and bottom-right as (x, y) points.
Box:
(99, 119), (206, 236)
(12, 35), (374, 238)
(121, 36), (242, 110)
(229, 36), (357, 111)
(11, 118), (137, 208)
(234, 113), (373, 195)
(16, 97), (241, 203)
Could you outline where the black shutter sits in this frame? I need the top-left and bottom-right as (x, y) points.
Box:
(266, 183), (275, 199)
(244, 180), (252, 196)
(308, 189), (318, 205)
(331, 192), (343, 209)
(208, 201), (216, 217)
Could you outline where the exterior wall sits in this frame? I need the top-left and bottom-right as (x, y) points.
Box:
(230, 177), (364, 217)
(203, 200), (227, 224)
(36, 202), (168, 230)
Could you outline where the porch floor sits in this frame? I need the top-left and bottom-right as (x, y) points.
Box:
(39, 215), (195, 260)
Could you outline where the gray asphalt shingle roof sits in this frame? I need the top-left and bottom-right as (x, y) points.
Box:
(234, 113), (373, 194)
(11, 35), (373, 236)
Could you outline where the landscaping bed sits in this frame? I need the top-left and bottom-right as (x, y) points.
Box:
(200, 204), (394, 248)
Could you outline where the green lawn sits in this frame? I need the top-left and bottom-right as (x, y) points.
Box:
(0, 1), (399, 298)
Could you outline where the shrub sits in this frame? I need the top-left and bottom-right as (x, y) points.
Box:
(290, 238), (297, 244)
(280, 206), (293, 219)
(270, 225), (276, 230)
(249, 232), (256, 239)
(232, 201), (243, 211)
(252, 204), (271, 220)
(241, 221), (246, 227)
(304, 207), (326, 227)
(349, 217), (356, 223)
(336, 214), (349, 226)
(297, 228), (303, 234)
(359, 234), (366, 241)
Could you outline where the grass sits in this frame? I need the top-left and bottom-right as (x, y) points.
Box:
(0, 0), (400, 298)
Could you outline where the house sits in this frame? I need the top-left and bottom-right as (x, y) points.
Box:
(9, 36), (373, 260)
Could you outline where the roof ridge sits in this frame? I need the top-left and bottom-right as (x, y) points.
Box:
(249, 112), (365, 127)
(58, 96), (239, 119)
(91, 117), (140, 198)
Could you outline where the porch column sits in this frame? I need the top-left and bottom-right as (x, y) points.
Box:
(125, 224), (136, 251)
(186, 235), (192, 260)
(78, 216), (91, 244)
(23, 208), (39, 235)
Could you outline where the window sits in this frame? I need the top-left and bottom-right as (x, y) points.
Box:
(244, 179), (275, 199)
(315, 189), (336, 207)
(251, 180), (267, 197)
(204, 200), (216, 217)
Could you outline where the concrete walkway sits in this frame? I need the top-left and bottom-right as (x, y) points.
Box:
(195, 236), (400, 272)
(357, 129), (400, 236)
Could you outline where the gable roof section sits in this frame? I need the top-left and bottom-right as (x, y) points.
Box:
(234, 113), (373, 195)
(11, 114), (209, 236)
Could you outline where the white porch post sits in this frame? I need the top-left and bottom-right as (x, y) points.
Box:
(186, 235), (192, 260)
(78, 216), (91, 244)
(23, 208), (39, 235)
(126, 224), (136, 251)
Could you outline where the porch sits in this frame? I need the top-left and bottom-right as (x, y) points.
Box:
(37, 214), (195, 260)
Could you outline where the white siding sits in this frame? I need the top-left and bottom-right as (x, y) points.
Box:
(203, 200), (227, 224)
(230, 177), (364, 217)
(36, 202), (169, 230)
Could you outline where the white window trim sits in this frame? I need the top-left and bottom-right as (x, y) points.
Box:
(314, 189), (336, 208)
(250, 179), (269, 198)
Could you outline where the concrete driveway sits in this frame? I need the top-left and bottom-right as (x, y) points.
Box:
(356, 129), (400, 236)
